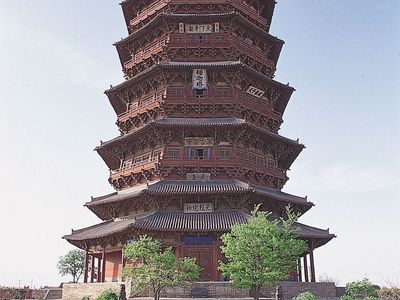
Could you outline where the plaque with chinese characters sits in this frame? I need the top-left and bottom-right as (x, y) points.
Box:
(192, 69), (208, 90)
(246, 86), (265, 98)
(185, 24), (213, 33)
(185, 137), (214, 147)
(186, 173), (211, 180)
(184, 203), (214, 213)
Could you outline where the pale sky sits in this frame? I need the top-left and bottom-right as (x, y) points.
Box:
(0, 0), (399, 288)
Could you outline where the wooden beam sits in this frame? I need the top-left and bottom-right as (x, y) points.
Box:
(84, 251), (89, 283)
(303, 255), (309, 282)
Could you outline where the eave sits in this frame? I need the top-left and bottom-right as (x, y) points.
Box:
(105, 61), (294, 116)
(95, 117), (304, 170)
(63, 209), (334, 250)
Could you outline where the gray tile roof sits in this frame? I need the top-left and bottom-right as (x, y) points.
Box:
(96, 117), (302, 150)
(87, 179), (311, 207)
(114, 12), (283, 46)
(64, 209), (335, 246)
(105, 61), (294, 95)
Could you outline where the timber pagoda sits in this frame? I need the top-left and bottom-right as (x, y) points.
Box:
(64, 0), (334, 283)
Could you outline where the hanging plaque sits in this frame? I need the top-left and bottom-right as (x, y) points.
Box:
(184, 203), (214, 213)
(246, 86), (265, 98)
(192, 69), (208, 90)
(214, 22), (220, 33)
(179, 23), (185, 33)
(185, 24), (213, 33)
(185, 137), (214, 147)
(186, 173), (211, 180)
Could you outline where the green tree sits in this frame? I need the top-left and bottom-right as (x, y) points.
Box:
(340, 278), (379, 300)
(95, 290), (118, 300)
(122, 235), (201, 300)
(219, 205), (307, 300)
(57, 249), (85, 283)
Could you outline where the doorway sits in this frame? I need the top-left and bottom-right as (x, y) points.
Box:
(183, 246), (214, 281)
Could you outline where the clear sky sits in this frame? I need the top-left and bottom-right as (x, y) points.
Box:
(0, 0), (399, 288)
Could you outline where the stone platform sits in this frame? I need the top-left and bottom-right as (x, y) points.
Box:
(62, 281), (338, 300)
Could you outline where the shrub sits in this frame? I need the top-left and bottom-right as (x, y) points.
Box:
(95, 290), (118, 300)
(340, 278), (379, 300)
(293, 291), (317, 300)
(81, 296), (90, 300)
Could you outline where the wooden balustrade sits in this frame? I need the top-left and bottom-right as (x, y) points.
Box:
(123, 33), (275, 71)
(110, 154), (286, 181)
(117, 90), (166, 123)
(129, 0), (169, 28)
(110, 156), (160, 180)
(162, 156), (286, 178)
(116, 86), (282, 125)
(130, 0), (267, 30)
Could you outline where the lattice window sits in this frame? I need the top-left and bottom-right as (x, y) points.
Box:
(256, 156), (265, 166)
(216, 88), (230, 97)
(219, 148), (231, 159)
(266, 158), (276, 168)
(170, 88), (182, 98)
(165, 148), (181, 158)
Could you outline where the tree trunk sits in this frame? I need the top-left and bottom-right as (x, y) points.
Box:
(251, 286), (261, 300)
(154, 290), (160, 300)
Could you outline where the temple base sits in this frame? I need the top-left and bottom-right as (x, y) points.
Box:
(62, 281), (338, 300)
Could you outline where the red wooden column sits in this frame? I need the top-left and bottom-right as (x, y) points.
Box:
(303, 255), (309, 282)
(101, 250), (106, 283)
(90, 255), (95, 283)
(212, 243), (218, 281)
(84, 251), (89, 283)
(309, 248), (316, 282)
(97, 255), (102, 282)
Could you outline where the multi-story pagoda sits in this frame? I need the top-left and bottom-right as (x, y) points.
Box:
(64, 0), (334, 283)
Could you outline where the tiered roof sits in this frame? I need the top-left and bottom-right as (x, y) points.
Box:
(85, 179), (313, 220)
(64, 209), (334, 248)
(64, 0), (335, 255)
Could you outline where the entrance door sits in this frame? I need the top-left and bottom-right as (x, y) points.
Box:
(183, 247), (214, 281)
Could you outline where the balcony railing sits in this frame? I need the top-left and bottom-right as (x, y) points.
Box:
(116, 86), (282, 125)
(110, 156), (160, 180)
(129, 0), (170, 28)
(165, 87), (281, 120)
(110, 155), (286, 181)
(161, 155), (287, 178)
(124, 33), (275, 71)
(129, 0), (267, 30)
(117, 89), (166, 123)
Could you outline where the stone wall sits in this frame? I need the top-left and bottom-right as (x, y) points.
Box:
(32, 289), (48, 299)
(138, 281), (337, 299)
(0, 288), (33, 300)
(135, 281), (250, 298)
(63, 281), (337, 300)
(0, 288), (16, 300)
(276, 282), (337, 300)
(62, 283), (130, 300)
